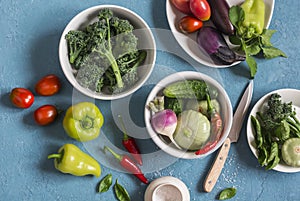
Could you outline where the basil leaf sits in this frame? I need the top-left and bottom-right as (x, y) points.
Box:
(245, 40), (261, 56)
(260, 29), (277, 46)
(266, 155), (280, 170)
(114, 179), (130, 201)
(245, 55), (257, 78)
(219, 187), (237, 200)
(229, 6), (244, 29)
(261, 46), (287, 59)
(98, 174), (112, 193)
(229, 35), (242, 45)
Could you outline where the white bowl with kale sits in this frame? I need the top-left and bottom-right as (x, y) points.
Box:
(59, 5), (156, 100)
(144, 71), (233, 159)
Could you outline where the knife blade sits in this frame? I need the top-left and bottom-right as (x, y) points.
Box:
(203, 80), (254, 192)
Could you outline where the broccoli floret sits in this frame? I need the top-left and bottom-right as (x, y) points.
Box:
(65, 8), (147, 93)
(65, 30), (89, 65)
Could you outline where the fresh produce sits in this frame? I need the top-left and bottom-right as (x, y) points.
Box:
(174, 109), (211, 150)
(47, 143), (101, 177)
(65, 8), (147, 93)
(195, 93), (223, 155)
(63, 102), (104, 142)
(218, 187), (237, 200)
(151, 109), (178, 138)
(34, 104), (58, 126)
(104, 146), (148, 184)
(229, 1), (287, 77)
(98, 174), (113, 193)
(118, 115), (143, 166)
(163, 80), (218, 100)
(35, 74), (61, 96)
(10, 87), (34, 108)
(197, 26), (245, 65)
(189, 0), (211, 21)
(178, 16), (203, 33)
(164, 97), (183, 115)
(208, 0), (235, 35)
(170, 0), (192, 14)
(281, 138), (300, 167)
(114, 179), (131, 201)
(239, 0), (265, 38)
(251, 93), (300, 169)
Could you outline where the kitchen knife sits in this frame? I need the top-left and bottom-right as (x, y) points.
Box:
(203, 80), (254, 192)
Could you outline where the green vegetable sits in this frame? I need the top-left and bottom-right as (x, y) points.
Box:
(114, 179), (130, 201)
(98, 174), (113, 193)
(229, 3), (287, 78)
(174, 110), (211, 150)
(281, 138), (300, 167)
(219, 187), (237, 200)
(63, 102), (104, 142)
(65, 8), (147, 93)
(163, 80), (218, 101)
(239, 0), (265, 38)
(47, 144), (101, 177)
(251, 93), (300, 169)
(164, 97), (184, 115)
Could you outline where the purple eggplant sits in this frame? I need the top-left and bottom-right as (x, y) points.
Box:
(208, 0), (235, 36)
(197, 26), (245, 65)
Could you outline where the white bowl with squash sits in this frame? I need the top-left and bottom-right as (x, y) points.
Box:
(144, 71), (233, 159)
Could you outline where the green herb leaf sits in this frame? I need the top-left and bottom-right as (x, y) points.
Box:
(261, 46), (287, 59)
(229, 35), (242, 45)
(267, 142), (279, 163)
(266, 155), (280, 170)
(114, 179), (130, 201)
(260, 29), (276, 46)
(98, 174), (113, 193)
(258, 147), (268, 166)
(245, 55), (257, 78)
(229, 6), (244, 29)
(245, 40), (261, 56)
(219, 187), (237, 200)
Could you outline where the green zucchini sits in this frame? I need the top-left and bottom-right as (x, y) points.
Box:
(163, 80), (218, 100)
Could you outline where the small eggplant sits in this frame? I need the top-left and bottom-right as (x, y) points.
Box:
(197, 26), (245, 65)
(208, 0), (235, 36)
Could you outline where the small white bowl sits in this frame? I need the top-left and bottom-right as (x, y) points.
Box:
(144, 71), (233, 159)
(59, 5), (156, 100)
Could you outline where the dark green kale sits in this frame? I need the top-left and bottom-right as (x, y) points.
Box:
(65, 8), (147, 94)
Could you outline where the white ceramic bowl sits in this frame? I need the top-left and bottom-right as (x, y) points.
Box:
(247, 88), (300, 173)
(59, 5), (156, 100)
(144, 71), (233, 159)
(166, 0), (275, 68)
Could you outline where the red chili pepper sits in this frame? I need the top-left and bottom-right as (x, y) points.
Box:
(195, 94), (223, 155)
(104, 146), (148, 184)
(118, 115), (143, 166)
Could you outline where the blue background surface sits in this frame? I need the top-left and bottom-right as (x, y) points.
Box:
(1, 0), (299, 201)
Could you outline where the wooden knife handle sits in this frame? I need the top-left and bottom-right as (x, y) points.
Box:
(203, 138), (231, 192)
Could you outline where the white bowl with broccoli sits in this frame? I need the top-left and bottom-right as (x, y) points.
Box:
(59, 5), (156, 100)
(144, 71), (233, 159)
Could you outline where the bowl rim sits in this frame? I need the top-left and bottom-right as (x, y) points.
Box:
(144, 71), (233, 159)
(58, 4), (157, 100)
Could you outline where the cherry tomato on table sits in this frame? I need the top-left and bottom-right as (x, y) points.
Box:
(190, 0), (211, 21)
(34, 105), (58, 126)
(35, 74), (61, 96)
(170, 0), (192, 14)
(10, 88), (34, 108)
(178, 16), (203, 33)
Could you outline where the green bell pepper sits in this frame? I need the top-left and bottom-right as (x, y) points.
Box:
(239, 0), (265, 38)
(63, 102), (104, 142)
(48, 143), (101, 177)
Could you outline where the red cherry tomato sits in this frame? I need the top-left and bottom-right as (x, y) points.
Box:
(170, 0), (192, 14)
(178, 16), (203, 33)
(10, 88), (34, 108)
(35, 74), (61, 96)
(34, 105), (58, 126)
(190, 0), (211, 21)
